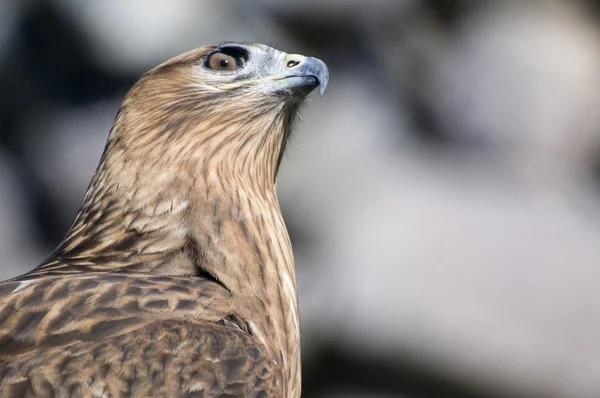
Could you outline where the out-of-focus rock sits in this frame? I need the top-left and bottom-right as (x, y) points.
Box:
(303, 2), (600, 397)
(255, 0), (412, 20)
(53, 0), (264, 73)
(316, 393), (408, 398)
(0, 1), (21, 62)
(0, 151), (44, 280)
(431, 1), (600, 167)
(321, 152), (600, 398)
(22, 100), (120, 225)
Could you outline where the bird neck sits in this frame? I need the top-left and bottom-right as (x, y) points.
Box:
(179, 111), (301, 395)
(41, 104), (302, 396)
(187, 179), (301, 397)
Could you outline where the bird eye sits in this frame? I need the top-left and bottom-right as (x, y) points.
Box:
(206, 52), (239, 72)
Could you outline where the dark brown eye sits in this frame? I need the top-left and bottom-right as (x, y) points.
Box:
(206, 52), (238, 71)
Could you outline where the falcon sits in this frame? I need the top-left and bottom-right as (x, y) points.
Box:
(0, 42), (328, 397)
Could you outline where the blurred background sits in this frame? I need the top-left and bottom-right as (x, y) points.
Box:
(2, 0), (600, 397)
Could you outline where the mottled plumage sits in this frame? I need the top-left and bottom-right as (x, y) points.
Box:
(0, 43), (328, 397)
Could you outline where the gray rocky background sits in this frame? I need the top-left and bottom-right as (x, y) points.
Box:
(2, 1), (600, 397)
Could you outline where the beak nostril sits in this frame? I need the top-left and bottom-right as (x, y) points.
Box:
(287, 60), (300, 68)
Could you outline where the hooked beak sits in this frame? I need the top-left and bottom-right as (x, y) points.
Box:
(276, 55), (329, 97)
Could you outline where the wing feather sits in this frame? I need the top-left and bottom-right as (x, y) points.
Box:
(0, 321), (278, 397)
(0, 273), (279, 396)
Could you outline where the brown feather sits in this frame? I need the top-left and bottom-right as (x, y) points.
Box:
(0, 42), (327, 397)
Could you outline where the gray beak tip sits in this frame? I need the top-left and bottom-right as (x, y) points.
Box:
(279, 56), (329, 97)
(302, 57), (329, 97)
(311, 57), (329, 97)
(319, 81), (327, 97)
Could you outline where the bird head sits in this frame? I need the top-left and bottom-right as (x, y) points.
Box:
(192, 42), (329, 97)
(107, 42), (328, 184)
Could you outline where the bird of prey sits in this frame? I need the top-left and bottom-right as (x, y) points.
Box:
(0, 42), (328, 397)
